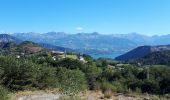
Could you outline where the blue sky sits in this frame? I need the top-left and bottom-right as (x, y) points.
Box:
(0, 0), (170, 35)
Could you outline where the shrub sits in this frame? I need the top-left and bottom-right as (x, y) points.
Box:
(141, 80), (160, 94)
(112, 81), (127, 93)
(0, 57), (38, 90)
(56, 67), (87, 95)
(83, 62), (102, 90)
(0, 86), (9, 100)
(160, 78), (170, 94)
(56, 58), (85, 70)
(0, 56), (57, 90)
(33, 64), (57, 89)
(92, 81), (101, 91)
(101, 81), (116, 92)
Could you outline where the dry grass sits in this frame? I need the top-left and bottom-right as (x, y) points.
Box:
(104, 90), (112, 99)
(10, 88), (60, 100)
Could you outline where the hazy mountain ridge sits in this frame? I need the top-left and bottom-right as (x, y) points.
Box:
(11, 32), (138, 58)
(0, 34), (74, 53)
(0, 34), (21, 43)
(3, 32), (170, 58)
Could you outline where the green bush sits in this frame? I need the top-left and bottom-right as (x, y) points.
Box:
(0, 56), (57, 90)
(101, 81), (116, 92)
(0, 56), (37, 90)
(141, 80), (160, 94)
(112, 81), (127, 93)
(56, 67), (87, 95)
(33, 64), (57, 89)
(0, 86), (9, 100)
(83, 62), (102, 90)
(56, 58), (85, 70)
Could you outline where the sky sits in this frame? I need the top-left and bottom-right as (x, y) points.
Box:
(0, 0), (170, 35)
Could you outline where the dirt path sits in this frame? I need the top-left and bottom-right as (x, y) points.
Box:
(12, 91), (152, 100)
(17, 94), (60, 100)
(12, 91), (61, 100)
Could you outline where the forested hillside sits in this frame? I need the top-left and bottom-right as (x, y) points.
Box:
(116, 45), (170, 61)
(130, 50), (170, 66)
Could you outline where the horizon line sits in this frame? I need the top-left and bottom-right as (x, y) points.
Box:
(0, 31), (169, 37)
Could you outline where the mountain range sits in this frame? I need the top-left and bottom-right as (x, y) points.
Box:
(0, 34), (21, 43)
(0, 34), (74, 53)
(2, 32), (170, 58)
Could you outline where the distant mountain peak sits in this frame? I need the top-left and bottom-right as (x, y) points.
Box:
(0, 34), (21, 43)
(44, 32), (67, 35)
(91, 32), (99, 35)
(127, 32), (140, 35)
(77, 32), (99, 35)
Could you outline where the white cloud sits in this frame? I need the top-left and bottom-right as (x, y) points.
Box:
(75, 27), (84, 31)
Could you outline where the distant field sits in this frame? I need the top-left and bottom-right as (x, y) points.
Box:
(59, 54), (78, 59)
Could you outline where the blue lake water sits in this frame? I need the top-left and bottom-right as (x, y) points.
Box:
(90, 53), (121, 59)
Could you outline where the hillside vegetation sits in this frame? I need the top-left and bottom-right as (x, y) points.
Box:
(0, 41), (169, 99)
(130, 50), (170, 65)
(116, 45), (170, 61)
